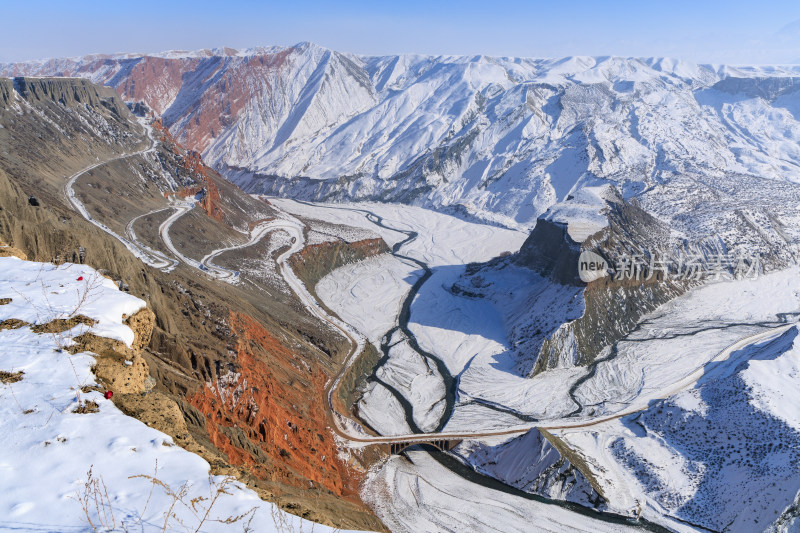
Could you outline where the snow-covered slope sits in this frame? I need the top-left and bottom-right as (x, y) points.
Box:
(363, 449), (640, 533)
(560, 323), (800, 532)
(7, 46), (800, 230)
(0, 256), (359, 532)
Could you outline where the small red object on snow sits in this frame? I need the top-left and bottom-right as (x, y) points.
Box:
(104, 390), (113, 400)
(77, 276), (84, 281)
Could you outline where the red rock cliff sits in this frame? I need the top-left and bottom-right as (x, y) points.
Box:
(187, 311), (362, 500)
(155, 120), (224, 222)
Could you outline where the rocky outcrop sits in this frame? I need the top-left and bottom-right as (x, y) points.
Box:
(199, 175), (223, 221)
(187, 311), (384, 531)
(532, 197), (690, 373)
(459, 192), (695, 376)
(9, 76), (128, 116)
(77, 305), (231, 475)
(516, 218), (581, 286)
(534, 275), (687, 372)
(0, 241), (27, 260)
(155, 119), (225, 222)
(62, 307), (155, 395)
(0, 78), (13, 109)
(124, 308), (155, 354)
(289, 238), (389, 293)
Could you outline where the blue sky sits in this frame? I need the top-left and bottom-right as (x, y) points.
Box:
(2, 0), (800, 64)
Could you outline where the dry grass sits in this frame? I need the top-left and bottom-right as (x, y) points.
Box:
(130, 469), (257, 532)
(0, 370), (23, 384)
(73, 400), (99, 414)
(74, 461), (260, 532)
(31, 314), (97, 334)
(0, 318), (29, 331)
(73, 466), (117, 532)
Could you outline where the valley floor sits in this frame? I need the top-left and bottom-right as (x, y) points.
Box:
(274, 198), (800, 533)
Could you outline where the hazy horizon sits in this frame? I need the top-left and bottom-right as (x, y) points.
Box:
(2, 0), (800, 65)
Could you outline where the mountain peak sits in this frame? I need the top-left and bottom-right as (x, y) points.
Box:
(291, 41), (330, 54)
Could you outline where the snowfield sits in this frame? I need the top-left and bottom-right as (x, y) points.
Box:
(275, 198), (529, 436)
(0, 258), (145, 347)
(558, 324), (800, 532)
(362, 450), (641, 533)
(0, 256), (362, 533)
(574, 266), (800, 418)
(276, 197), (800, 532)
(270, 199), (529, 267)
(284, 198), (800, 434)
(413, 261), (587, 430)
(316, 253), (419, 344)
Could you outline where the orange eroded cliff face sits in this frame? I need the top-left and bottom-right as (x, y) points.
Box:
(199, 176), (223, 222)
(154, 120), (224, 222)
(173, 49), (293, 152)
(115, 57), (202, 115)
(289, 238), (388, 274)
(291, 238), (388, 263)
(187, 311), (361, 500)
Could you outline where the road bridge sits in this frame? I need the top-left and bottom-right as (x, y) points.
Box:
(383, 438), (463, 455)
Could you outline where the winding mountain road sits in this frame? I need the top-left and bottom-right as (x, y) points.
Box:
(66, 147), (791, 529)
(125, 207), (179, 271)
(157, 200), (202, 270)
(62, 123), (178, 270)
(67, 146), (799, 445)
(199, 219), (304, 281)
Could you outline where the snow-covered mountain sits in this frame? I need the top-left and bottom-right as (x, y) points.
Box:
(6, 47), (800, 532)
(6, 43), (800, 230)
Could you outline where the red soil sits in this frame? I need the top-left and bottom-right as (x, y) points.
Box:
(187, 311), (362, 499)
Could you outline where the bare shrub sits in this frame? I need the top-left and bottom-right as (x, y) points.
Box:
(74, 462), (259, 532)
(129, 468), (257, 532)
(72, 466), (117, 532)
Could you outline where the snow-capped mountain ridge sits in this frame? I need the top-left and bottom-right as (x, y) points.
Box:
(5, 44), (800, 230)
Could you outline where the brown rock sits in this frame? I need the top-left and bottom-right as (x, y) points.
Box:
(92, 352), (149, 394)
(0, 318), (29, 330)
(0, 370), (23, 383)
(0, 241), (27, 260)
(113, 391), (231, 472)
(124, 308), (155, 354)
